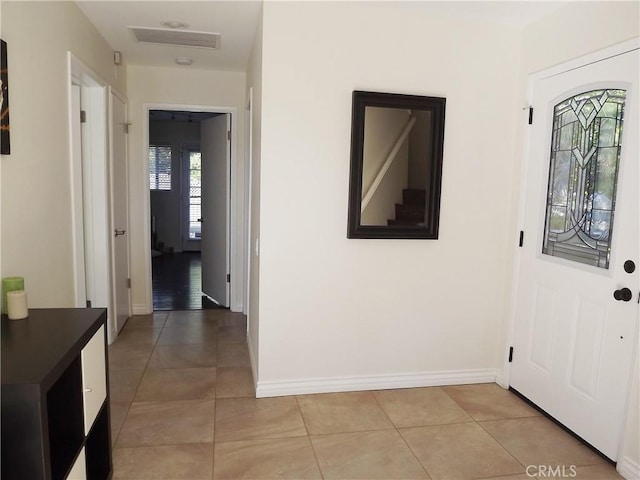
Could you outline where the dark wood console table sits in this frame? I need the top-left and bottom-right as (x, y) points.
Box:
(1, 308), (112, 480)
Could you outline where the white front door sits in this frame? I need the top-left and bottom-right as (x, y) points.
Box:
(200, 114), (230, 307)
(510, 45), (639, 460)
(110, 91), (131, 334)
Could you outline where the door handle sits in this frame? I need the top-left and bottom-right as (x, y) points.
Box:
(613, 287), (633, 302)
(114, 229), (126, 237)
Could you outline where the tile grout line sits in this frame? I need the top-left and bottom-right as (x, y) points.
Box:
(442, 385), (529, 475)
(476, 416), (612, 471)
(475, 418), (534, 474)
(211, 319), (223, 480)
(294, 395), (326, 480)
(372, 389), (432, 478)
(110, 313), (165, 450)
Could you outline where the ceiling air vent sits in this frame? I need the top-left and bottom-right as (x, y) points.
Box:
(129, 27), (220, 49)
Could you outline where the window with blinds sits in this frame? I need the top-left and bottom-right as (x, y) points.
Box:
(188, 152), (202, 239)
(149, 145), (172, 190)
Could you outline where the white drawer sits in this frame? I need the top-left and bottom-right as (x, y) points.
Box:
(80, 327), (107, 435)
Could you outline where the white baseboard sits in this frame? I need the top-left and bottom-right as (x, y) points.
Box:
(255, 368), (498, 398)
(617, 456), (640, 480)
(132, 303), (152, 315)
(495, 370), (508, 389)
(230, 301), (244, 313)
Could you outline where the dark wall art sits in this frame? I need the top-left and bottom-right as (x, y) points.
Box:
(1, 39), (10, 155)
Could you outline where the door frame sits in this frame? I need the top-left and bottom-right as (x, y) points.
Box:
(67, 53), (118, 342)
(141, 103), (240, 311)
(502, 38), (640, 465)
(243, 88), (253, 319)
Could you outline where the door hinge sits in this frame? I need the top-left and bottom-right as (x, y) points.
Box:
(127, 278), (131, 288)
(528, 107), (533, 125)
(124, 123), (130, 134)
(519, 230), (524, 247)
(86, 300), (92, 308)
(226, 273), (231, 283)
(80, 110), (87, 123)
(227, 130), (231, 141)
(508, 346), (514, 363)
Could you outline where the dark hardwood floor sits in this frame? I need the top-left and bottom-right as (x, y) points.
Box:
(151, 252), (221, 311)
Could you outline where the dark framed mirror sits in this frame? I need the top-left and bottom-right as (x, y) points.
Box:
(347, 91), (446, 239)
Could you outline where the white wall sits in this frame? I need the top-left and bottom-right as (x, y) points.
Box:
(512, 1), (639, 473)
(246, 8), (263, 382)
(255, 2), (522, 395)
(127, 65), (246, 314)
(149, 120), (201, 253)
(521, 2), (639, 75)
(0, 1), (125, 307)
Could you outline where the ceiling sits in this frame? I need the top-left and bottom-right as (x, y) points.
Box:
(76, 1), (567, 72)
(75, 1), (262, 72)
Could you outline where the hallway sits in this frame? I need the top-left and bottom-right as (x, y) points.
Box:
(107, 310), (621, 479)
(152, 252), (220, 311)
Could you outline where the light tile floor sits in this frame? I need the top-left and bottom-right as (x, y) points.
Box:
(109, 310), (622, 480)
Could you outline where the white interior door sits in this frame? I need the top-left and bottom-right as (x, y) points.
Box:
(110, 91), (130, 333)
(79, 83), (110, 317)
(200, 114), (230, 307)
(70, 83), (87, 306)
(510, 46), (639, 460)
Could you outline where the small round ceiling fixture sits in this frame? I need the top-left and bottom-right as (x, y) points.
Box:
(175, 56), (193, 66)
(162, 20), (188, 29)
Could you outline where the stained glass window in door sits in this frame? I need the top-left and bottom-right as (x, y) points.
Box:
(542, 89), (626, 269)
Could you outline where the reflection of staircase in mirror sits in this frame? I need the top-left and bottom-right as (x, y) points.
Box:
(388, 189), (426, 226)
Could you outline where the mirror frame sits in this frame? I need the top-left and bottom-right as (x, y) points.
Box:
(347, 90), (446, 239)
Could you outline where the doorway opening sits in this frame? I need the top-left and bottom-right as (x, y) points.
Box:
(147, 109), (230, 311)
